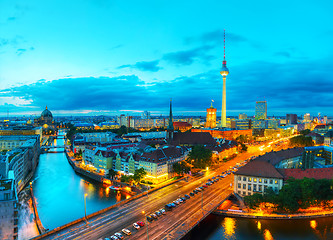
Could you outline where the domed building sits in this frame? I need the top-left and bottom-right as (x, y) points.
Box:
(34, 106), (56, 134)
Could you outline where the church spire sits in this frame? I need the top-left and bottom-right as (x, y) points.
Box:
(167, 99), (174, 143)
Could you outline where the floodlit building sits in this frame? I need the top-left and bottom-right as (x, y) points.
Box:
(205, 101), (217, 129)
(255, 101), (267, 120)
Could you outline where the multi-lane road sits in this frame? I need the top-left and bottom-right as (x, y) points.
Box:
(36, 137), (292, 240)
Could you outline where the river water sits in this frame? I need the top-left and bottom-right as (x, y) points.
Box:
(20, 133), (333, 240)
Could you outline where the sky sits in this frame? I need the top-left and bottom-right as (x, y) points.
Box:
(0, 0), (333, 117)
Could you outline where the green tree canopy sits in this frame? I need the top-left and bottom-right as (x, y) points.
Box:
(188, 145), (213, 169)
(133, 168), (147, 184)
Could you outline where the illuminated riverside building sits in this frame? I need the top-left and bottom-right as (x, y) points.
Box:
(255, 101), (267, 120)
(220, 30), (229, 128)
(205, 101), (217, 129)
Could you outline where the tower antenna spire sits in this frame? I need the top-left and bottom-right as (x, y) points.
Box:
(224, 29), (226, 61)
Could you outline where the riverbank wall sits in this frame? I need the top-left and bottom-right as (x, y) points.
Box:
(30, 185), (46, 235)
(213, 210), (333, 220)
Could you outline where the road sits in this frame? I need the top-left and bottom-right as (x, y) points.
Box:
(37, 136), (292, 240)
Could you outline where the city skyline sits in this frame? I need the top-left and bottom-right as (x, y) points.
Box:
(1, 0), (333, 117)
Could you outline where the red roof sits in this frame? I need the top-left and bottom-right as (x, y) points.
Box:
(280, 168), (333, 180)
(173, 122), (192, 127)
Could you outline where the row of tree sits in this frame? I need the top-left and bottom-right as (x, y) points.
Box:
(244, 177), (333, 212)
(289, 135), (314, 147)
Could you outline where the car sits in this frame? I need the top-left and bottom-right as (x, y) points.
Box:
(165, 204), (172, 210)
(181, 197), (186, 201)
(147, 215), (153, 221)
(212, 177), (216, 179)
(114, 233), (124, 239)
(178, 198), (183, 203)
(185, 194), (190, 199)
(152, 213), (158, 219)
(122, 228), (131, 236)
(109, 236), (117, 240)
(171, 203), (176, 207)
(173, 200), (179, 205)
(203, 184), (208, 188)
(133, 222), (140, 230)
(105, 238), (111, 240)
(196, 188), (202, 191)
(160, 208), (166, 214)
(190, 192), (195, 196)
(155, 211), (162, 217)
(137, 221), (145, 227)
(208, 178), (211, 181)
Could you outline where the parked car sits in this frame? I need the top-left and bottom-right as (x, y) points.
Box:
(133, 222), (140, 230)
(152, 213), (158, 219)
(160, 208), (166, 214)
(173, 200), (179, 205)
(181, 197), (186, 201)
(114, 232), (124, 239)
(109, 236), (117, 240)
(137, 221), (145, 227)
(190, 192), (195, 196)
(147, 215), (153, 221)
(155, 211), (162, 217)
(178, 198), (183, 203)
(122, 228), (131, 236)
(203, 184), (208, 188)
(185, 194), (190, 199)
(171, 203), (176, 207)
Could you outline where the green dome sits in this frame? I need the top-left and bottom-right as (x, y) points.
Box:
(41, 106), (53, 118)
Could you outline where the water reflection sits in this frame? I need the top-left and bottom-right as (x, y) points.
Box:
(263, 229), (274, 240)
(310, 220), (317, 229)
(223, 217), (236, 237)
(257, 221), (261, 231)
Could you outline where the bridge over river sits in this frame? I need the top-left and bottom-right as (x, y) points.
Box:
(32, 172), (234, 240)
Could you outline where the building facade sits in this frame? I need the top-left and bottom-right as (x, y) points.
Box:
(205, 102), (217, 129)
(255, 101), (267, 120)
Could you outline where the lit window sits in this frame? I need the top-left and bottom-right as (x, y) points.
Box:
(254, 178), (257, 182)
(259, 178), (262, 183)
(275, 180), (278, 184)
(249, 177), (252, 182)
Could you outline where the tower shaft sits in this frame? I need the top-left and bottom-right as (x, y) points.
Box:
(222, 77), (227, 127)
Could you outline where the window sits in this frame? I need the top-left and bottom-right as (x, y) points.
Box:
(259, 185), (262, 192)
(238, 176), (241, 180)
(264, 179), (268, 184)
(243, 177), (246, 181)
(248, 184), (252, 191)
(270, 179), (273, 184)
(243, 184), (246, 189)
(254, 178), (257, 182)
(238, 183), (241, 188)
(249, 177), (252, 182)
(275, 180), (278, 184)
(243, 191), (246, 195)
(259, 178), (262, 183)
(264, 186), (268, 192)
(253, 185), (257, 191)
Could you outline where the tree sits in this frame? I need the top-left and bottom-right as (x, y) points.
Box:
(188, 145), (213, 169)
(277, 178), (302, 212)
(244, 193), (263, 209)
(107, 169), (117, 180)
(120, 175), (133, 183)
(133, 168), (147, 184)
(289, 135), (314, 147)
(173, 161), (191, 175)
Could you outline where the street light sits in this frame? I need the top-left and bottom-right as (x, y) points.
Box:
(84, 193), (88, 220)
(142, 211), (149, 240)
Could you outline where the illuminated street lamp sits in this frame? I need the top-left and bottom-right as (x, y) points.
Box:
(84, 193), (88, 220)
(142, 211), (149, 240)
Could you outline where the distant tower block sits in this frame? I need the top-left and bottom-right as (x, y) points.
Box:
(220, 29), (229, 128)
(206, 100), (217, 128)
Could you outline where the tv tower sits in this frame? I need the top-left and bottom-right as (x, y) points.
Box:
(220, 29), (229, 128)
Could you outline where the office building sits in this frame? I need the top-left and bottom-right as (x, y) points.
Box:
(255, 101), (267, 120)
(286, 114), (298, 124)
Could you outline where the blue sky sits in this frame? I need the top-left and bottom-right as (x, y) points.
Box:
(0, 0), (333, 117)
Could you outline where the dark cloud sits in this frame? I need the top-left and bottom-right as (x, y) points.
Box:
(162, 45), (215, 66)
(118, 60), (162, 72)
(0, 57), (332, 115)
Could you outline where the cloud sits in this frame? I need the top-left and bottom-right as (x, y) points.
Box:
(7, 17), (16, 21)
(0, 56), (332, 116)
(118, 60), (162, 72)
(162, 45), (215, 66)
(16, 47), (34, 56)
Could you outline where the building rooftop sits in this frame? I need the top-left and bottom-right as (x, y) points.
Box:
(255, 147), (304, 166)
(280, 168), (333, 180)
(236, 160), (284, 179)
(172, 132), (216, 146)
